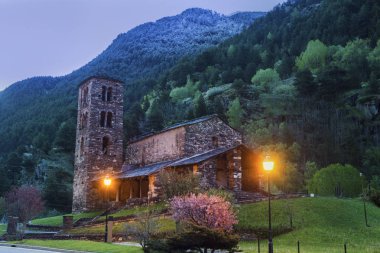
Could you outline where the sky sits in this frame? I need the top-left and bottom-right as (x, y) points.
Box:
(0, 0), (287, 91)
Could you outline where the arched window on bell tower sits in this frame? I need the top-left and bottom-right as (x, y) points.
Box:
(101, 86), (106, 101)
(102, 136), (110, 155)
(100, 111), (106, 127)
(106, 112), (113, 128)
(107, 87), (112, 102)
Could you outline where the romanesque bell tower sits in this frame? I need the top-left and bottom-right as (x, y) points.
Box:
(72, 77), (124, 212)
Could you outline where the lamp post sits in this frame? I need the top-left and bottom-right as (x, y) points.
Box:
(360, 173), (370, 227)
(103, 175), (112, 242)
(263, 155), (274, 253)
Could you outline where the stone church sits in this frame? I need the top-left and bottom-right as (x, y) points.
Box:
(72, 77), (262, 212)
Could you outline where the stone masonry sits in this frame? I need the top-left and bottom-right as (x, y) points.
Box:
(125, 115), (242, 167)
(72, 77), (124, 212)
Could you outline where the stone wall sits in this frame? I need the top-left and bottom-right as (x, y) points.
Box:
(72, 77), (124, 212)
(125, 127), (186, 166)
(184, 117), (242, 157)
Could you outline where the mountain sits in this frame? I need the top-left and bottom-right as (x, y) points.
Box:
(147, 0), (380, 171)
(0, 8), (265, 155)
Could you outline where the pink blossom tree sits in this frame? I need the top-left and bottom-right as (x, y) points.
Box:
(170, 193), (237, 232)
(5, 185), (44, 224)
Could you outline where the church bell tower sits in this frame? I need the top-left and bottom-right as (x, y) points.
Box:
(72, 77), (124, 212)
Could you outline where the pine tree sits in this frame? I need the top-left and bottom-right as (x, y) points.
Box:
(226, 98), (244, 130)
(194, 94), (207, 117)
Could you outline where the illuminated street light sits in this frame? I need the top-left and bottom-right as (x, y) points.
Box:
(263, 155), (274, 253)
(104, 175), (112, 242)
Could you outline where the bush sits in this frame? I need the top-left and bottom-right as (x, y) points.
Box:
(308, 164), (363, 197)
(170, 193), (237, 231)
(370, 190), (380, 207)
(157, 170), (200, 200)
(166, 225), (240, 253)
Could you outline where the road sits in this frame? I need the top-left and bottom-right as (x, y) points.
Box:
(0, 246), (67, 253)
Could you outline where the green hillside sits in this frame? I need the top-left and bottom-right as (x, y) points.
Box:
(26, 197), (380, 253)
(239, 197), (380, 252)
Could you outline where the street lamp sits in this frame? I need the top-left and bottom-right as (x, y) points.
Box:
(360, 173), (370, 227)
(263, 155), (274, 253)
(103, 175), (112, 242)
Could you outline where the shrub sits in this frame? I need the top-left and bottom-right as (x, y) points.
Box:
(307, 164), (363, 197)
(157, 170), (200, 200)
(166, 225), (240, 253)
(170, 193), (237, 232)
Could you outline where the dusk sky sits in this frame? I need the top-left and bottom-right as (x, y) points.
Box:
(0, 0), (287, 91)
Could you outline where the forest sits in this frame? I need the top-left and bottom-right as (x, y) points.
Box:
(1, 0), (380, 212)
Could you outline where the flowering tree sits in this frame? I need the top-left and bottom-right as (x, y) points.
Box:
(170, 193), (237, 232)
(5, 186), (44, 224)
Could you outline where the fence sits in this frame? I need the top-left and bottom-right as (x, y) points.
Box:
(242, 240), (380, 253)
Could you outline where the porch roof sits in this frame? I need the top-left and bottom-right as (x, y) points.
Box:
(116, 144), (241, 179)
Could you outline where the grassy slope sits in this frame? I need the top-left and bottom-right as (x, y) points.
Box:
(238, 197), (380, 253)
(30, 202), (166, 226)
(12, 240), (142, 253)
(28, 197), (380, 253)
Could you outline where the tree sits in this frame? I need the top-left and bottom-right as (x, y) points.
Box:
(125, 207), (159, 253)
(294, 70), (316, 96)
(304, 161), (319, 183)
(226, 98), (244, 130)
(44, 169), (73, 212)
(194, 94), (207, 118)
(308, 164), (363, 197)
(146, 100), (164, 131)
(368, 40), (380, 76)
(5, 186), (44, 224)
(251, 68), (280, 91)
(54, 120), (76, 152)
(170, 193), (237, 232)
(295, 40), (328, 73)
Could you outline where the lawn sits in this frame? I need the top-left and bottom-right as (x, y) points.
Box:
(11, 239), (142, 253)
(67, 216), (175, 234)
(31, 211), (101, 227)
(237, 197), (380, 253)
(0, 224), (6, 235)
(96, 202), (167, 221)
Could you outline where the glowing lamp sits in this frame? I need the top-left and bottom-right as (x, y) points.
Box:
(263, 155), (274, 171)
(104, 176), (112, 186)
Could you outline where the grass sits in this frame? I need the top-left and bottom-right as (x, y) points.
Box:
(11, 239), (142, 253)
(97, 202), (167, 221)
(0, 224), (6, 235)
(31, 211), (101, 227)
(67, 216), (175, 235)
(237, 197), (380, 253)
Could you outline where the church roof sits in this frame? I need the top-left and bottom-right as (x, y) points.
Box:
(128, 114), (219, 144)
(117, 144), (241, 179)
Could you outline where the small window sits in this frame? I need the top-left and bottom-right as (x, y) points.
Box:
(101, 86), (106, 101)
(107, 87), (112, 102)
(102, 136), (110, 155)
(80, 137), (84, 156)
(83, 112), (88, 128)
(82, 87), (89, 106)
(106, 112), (113, 128)
(100, 111), (106, 127)
(212, 136), (219, 148)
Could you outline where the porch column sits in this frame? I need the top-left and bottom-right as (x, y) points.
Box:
(232, 148), (242, 191)
(192, 164), (198, 174)
(139, 177), (142, 198)
(149, 175), (158, 198)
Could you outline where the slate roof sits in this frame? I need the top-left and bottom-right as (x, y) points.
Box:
(128, 114), (218, 144)
(115, 144), (241, 179)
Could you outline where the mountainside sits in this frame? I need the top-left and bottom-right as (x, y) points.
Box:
(0, 8), (265, 155)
